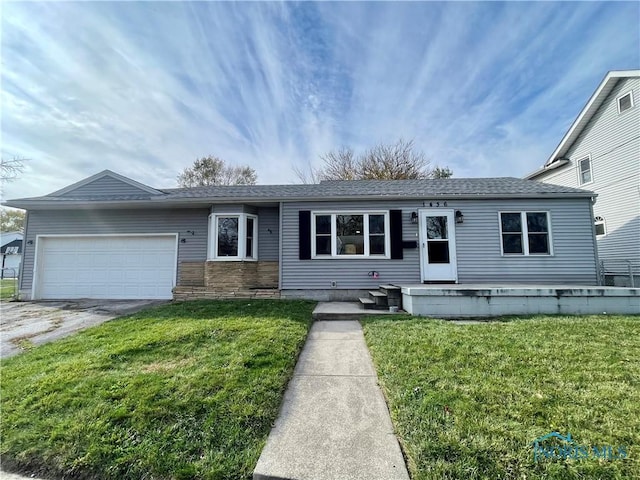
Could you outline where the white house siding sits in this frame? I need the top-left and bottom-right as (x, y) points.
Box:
(280, 198), (598, 291)
(533, 77), (640, 279)
(20, 209), (209, 295)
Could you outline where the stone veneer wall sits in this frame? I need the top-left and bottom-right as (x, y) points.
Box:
(178, 262), (205, 286)
(178, 260), (279, 291)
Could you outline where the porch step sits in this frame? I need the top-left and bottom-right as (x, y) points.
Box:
(379, 284), (401, 292)
(359, 297), (377, 310)
(379, 284), (402, 308)
(367, 290), (388, 308)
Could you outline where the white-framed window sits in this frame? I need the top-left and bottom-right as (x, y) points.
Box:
(617, 91), (634, 114)
(577, 156), (592, 185)
(499, 211), (552, 256)
(311, 211), (390, 258)
(209, 213), (258, 260)
(594, 216), (606, 237)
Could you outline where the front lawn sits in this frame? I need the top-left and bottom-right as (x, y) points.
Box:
(0, 277), (18, 300)
(362, 315), (640, 480)
(1, 300), (315, 480)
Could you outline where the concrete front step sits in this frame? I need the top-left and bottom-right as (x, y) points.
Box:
(314, 302), (402, 320)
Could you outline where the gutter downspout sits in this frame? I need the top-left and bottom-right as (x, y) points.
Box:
(588, 197), (602, 285)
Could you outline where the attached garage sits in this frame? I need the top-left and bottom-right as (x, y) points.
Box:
(33, 235), (177, 300)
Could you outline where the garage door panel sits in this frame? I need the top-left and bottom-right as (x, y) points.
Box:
(36, 236), (176, 300)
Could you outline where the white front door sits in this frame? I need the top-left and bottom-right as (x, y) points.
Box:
(419, 209), (458, 282)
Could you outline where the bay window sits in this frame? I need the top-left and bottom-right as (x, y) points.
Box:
(210, 213), (258, 260)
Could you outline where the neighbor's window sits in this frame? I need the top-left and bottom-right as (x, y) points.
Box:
(210, 213), (258, 260)
(594, 216), (606, 237)
(617, 91), (634, 113)
(578, 156), (592, 185)
(500, 211), (551, 255)
(312, 212), (389, 258)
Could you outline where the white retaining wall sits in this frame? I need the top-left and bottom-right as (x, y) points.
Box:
(402, 285), (640, 317)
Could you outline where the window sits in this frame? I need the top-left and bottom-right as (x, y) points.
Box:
(217, 217), (239, 257)
(594, 216), (606, 237)
(617, 91), (634, 113)
(499, 211), (551, 255)
(578, 156), (592, 185)
(312, 212), (389, 258)
(210, 213), (258, 260)
(246, 217), (255, 258)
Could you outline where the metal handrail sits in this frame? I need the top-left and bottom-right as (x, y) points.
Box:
(599, 259), (639, 287)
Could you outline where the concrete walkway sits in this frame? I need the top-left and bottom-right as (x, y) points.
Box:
(253, 321), (409, 480)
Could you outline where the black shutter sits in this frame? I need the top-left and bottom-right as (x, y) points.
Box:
(390, 209), (403, 259)
(299, 210), (311, 260)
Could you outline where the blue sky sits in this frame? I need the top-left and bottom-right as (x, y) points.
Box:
(2, 1), (639, 200)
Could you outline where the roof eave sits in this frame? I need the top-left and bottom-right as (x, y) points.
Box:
(544, 69), (640, 166)
(3, 192), (596, 209)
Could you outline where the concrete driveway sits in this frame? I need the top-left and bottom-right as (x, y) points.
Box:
(0, 299), (165, 359)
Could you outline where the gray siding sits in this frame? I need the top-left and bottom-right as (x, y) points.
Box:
(534, 77), (640, 274)
(57, 176), (155, 197)
(281, 198), (597, 290)
(257, 207), (279, 261)
(21, 208), (209, 292)
(210, 205), (257, 215)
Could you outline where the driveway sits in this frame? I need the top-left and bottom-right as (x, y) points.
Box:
(0, 299), (165, 359)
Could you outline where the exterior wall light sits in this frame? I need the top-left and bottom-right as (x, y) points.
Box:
(455, 210), (464, 224)
(411, 212), (418, 224)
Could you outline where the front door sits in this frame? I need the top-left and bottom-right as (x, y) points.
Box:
(419, 209), (458, 282)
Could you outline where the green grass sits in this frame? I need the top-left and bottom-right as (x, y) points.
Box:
(1, 300), (315, 480)
(362, 315), (640, 480)
(0, 277), (18, 300)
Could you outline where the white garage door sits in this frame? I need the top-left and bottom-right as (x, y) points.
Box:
(35, 235), (177, 300)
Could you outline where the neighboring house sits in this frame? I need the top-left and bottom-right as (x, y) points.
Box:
(0, 231), (23, 279)
(526, 70), (640, 286)
(4, 170), (599, 301)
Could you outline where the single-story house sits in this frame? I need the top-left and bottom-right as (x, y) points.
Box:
(1, 231), (23, 279)
(4, 170), (600, 301)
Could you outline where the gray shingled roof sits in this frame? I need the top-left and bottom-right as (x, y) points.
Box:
(4, 177), (594, 208)
(157, 177), (591, 199)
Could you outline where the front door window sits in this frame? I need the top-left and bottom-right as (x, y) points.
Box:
(420, 210), (457, 282)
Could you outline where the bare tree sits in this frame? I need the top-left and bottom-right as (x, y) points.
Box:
(296, 139), (452, 182)
(359, 140), (429, 180)
(1, 157), (27, 182)
(317, 147), (359, 181)
(292, 164), (320, 185)
(177, 155), (257, 187)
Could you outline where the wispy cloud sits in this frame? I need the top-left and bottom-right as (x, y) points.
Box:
(1, 1), (638, 199)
